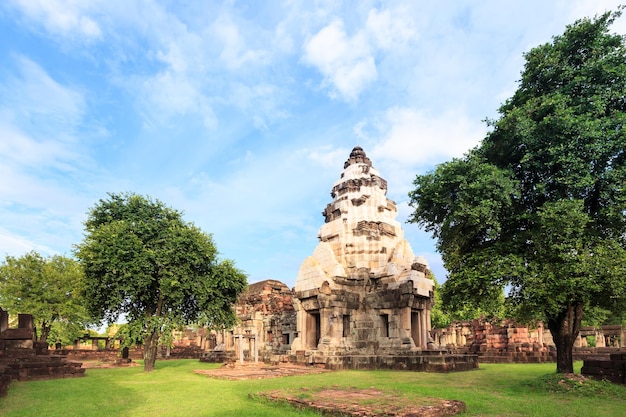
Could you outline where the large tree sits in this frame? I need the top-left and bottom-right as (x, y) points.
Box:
(75, 192), (247, 371)
(0, 251), (91, 343)
(409, 11), (626, 373)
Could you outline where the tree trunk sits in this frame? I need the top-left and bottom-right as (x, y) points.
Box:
(143, 329), (160, 372)
(546, 302), (583, 374)
(39, 323), (51, 343)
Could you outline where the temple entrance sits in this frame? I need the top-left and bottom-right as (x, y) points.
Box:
(306, 311), (321, 349)
(343, 314), (350, 337)
(380, 314), (389, 338)
(411, 310), (421, 348)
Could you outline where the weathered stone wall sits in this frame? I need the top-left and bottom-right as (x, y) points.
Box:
(582, 352), (626, 384)
(55, 347), (143, 361)
(0, 308), (84, 397)
(434, 320), (626, 364)
(433, 320), (555, 363)
(200, 280), (297, 363)
(576, 325), (625, 348)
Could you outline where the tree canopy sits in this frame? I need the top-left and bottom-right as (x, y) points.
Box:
(75, 192), (247, 371)
(409, 10), (626, 373)
(0, 251), (91, 344)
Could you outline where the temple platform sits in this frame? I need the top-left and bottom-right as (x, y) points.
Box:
(293, 350), (479, 372)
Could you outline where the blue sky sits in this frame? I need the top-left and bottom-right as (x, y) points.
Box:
(1, 1), (624, 288)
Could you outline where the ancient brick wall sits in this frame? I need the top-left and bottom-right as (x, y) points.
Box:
(433, 320), (555, 363)
(0, 308), (84, 397)
(582, 352), (626, 384)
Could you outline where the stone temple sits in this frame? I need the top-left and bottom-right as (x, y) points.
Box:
(290, 146), (435, 358)
(203, 146), (477, 371)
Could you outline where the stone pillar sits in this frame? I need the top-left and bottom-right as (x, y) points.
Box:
(574, 334), (582, 348)
(596, 329), (606, 347)
(253, 335), (258, 364)
(328, 311), (343, 340)
(288, 298), (304, 351)
(400, 307), (411, 340)
(0, 308), (8, 333)
(237, 335), (244, 364)
(421, 310), (428, 349)
(320, 309), (330, 339)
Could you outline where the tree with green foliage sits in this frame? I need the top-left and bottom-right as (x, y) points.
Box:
(0, 251), (91, 343)
(428, 272), (505, 329)
(75, 192), (247, 371)
(409, 11), (626, 373)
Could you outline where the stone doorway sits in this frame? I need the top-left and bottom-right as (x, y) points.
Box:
(411, 311), (421, 348)
(306, 311), (321, 349)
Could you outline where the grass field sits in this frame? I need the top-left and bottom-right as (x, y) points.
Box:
(1, 360), (625, 416)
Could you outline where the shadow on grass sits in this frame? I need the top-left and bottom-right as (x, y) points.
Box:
(512, 372), (626, 399)
(152, 358), (197, 369)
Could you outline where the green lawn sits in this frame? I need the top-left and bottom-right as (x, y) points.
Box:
(1, 360), (625, 416)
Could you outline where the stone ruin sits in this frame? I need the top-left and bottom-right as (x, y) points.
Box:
(433, 320), (555, 363)
(200, 279), (297, 364)
(290, 146), (457, 370)
(175, 148), (625, 374)
(0, 308), (84, 397)
(582, 352), (626, 384)
(433, 320), (626, 364)
(204, 147), (477, 372)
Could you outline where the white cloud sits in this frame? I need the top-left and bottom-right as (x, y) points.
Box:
(306, 145), (350, 169)
(213, 15), (269, 69)
(366, 7), (418, 49)
(0, 57), (91, 175)
(0, 56), (106, 258)
(0, 121), (76, 169)
(370, 107), (485, 167)
(9, 0), (102, 40)
(0, 228), (43, 257)
(300, 4), (421, 102)
(302, 18), (377, 101)
(2, 56), (85, 131)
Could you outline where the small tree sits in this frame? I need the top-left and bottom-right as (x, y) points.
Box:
(75, 192), (247, 371)
(409, 11), (626, 373)
(0, 251), (91, 343)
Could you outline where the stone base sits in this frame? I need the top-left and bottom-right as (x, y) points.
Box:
(581, 352), (626, 384)
(293, 350), (478, 372)
(199, 350), (235, 363)
(5, 356), (85, 381)
(0, 349), (85, 397)
(256, 387), (467, 416)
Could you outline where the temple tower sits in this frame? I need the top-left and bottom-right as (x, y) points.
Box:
(291, 147), (434, 357)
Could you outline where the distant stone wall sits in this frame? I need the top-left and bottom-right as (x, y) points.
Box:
(576, 325), (625, 349)
(433, 320), (626, 364)
(56, 347), (143, 361)
(433, 320), (555, 363)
